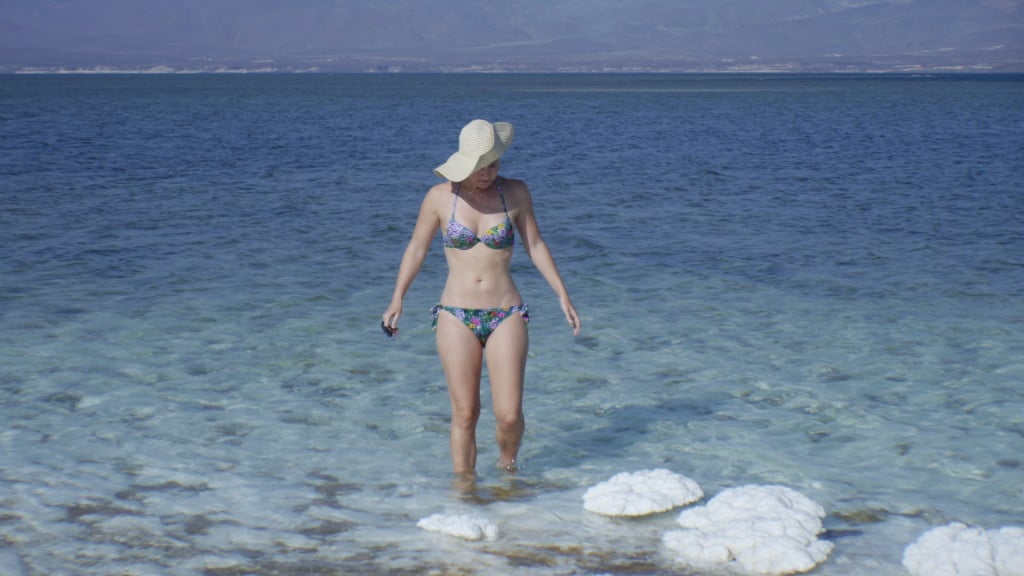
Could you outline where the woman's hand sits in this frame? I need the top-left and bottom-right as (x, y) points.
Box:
(561, 296), (581, 336)
(382, 301), (403, 336)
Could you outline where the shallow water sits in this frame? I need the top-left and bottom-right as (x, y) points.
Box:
(1, 73), (1022, 575)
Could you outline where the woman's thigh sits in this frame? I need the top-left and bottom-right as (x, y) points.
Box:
(484, 314), (528, 419)
(435, 309), (484, 414)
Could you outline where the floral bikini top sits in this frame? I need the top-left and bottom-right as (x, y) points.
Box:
(443, 180), (515, 250)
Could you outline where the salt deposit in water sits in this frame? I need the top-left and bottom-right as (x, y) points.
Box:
(902, 522), (1024, 576)
(662, 484), (833, 576)
(582, 468), (703, 517)
(417, 513), (499, 542)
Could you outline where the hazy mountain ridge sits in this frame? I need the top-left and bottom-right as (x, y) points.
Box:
(2, 0), (1021, 72)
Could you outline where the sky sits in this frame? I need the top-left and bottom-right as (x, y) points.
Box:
(1, 0), (1022, 72)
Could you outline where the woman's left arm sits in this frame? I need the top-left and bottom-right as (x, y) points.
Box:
(513, 180), (581, 335)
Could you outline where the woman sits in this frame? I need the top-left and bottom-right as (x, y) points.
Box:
(382, 119), (580, 478)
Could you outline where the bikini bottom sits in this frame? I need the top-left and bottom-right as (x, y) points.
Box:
(431, 303), (529, 347)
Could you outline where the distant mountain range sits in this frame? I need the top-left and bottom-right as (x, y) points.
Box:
(2, 0), (1022, 72)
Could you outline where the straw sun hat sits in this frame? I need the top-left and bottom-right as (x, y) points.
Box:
(434, 119), (514, 182)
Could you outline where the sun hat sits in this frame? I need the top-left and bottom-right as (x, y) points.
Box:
(434, 119), (514, 182)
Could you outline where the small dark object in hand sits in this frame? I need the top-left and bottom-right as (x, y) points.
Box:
(381, 321), (394, 337)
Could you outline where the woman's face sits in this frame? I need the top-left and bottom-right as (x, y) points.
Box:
(469, 160), (500, 189)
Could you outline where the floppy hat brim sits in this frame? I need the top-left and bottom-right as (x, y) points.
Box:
(433, 121), (514, 182)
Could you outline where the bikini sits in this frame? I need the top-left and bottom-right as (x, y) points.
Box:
(432, 179), (529, 346)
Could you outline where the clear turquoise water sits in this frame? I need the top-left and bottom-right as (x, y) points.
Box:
(1, 74), (1022, 575)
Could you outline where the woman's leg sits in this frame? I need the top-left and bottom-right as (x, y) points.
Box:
(483, 313), (528, 471)
(435, 310), (484, 476)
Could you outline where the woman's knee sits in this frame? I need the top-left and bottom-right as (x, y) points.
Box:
(494, 410), (524, 433)
(451, 402), (481, 429)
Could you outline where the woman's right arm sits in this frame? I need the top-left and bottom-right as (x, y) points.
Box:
(382, 187), (443, 333)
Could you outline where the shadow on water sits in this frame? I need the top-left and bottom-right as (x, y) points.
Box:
(534, 390), (728, 471)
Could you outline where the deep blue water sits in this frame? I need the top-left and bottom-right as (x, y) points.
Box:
(1, 73), (1022, 575)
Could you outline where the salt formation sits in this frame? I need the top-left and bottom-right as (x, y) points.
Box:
(902, 522), (1024, 576)
(582, 469), (704, 517)
(662, 485), (833, 575)
(416, 513), (499, 541)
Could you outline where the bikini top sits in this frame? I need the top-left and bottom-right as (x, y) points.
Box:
(443, 180), (515, 250)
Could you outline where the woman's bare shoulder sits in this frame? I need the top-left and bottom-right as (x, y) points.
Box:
(423, 181), (454, 206)
(501, 177), (533, 207)
(427, 180), (453, 195)
(501, 176), (529, 190)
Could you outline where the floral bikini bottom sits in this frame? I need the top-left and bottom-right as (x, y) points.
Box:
(431, 303), (529, 347)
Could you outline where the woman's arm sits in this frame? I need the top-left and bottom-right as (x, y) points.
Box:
(513, 181), (581, 335)
(383, 187), (442, 333)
